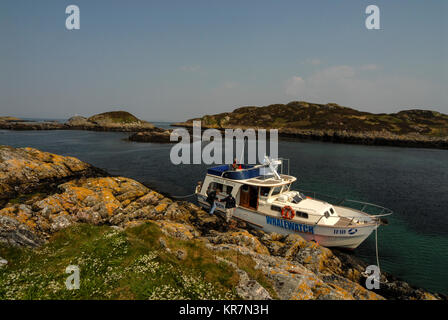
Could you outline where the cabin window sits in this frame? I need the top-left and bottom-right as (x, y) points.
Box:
(260, 187), (270, 197)
(324, 211), (330, 218)
(271, 205), (282, 212)
(208, 182), (224, 194)
(271, 186), (282, 196)
(330, 208), (334, 214)
(296, 211), (309, 219)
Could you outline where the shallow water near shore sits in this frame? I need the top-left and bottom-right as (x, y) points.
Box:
(1, 125), (447, 295)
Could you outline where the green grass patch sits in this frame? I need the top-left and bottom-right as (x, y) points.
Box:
(0, 222), (278, 300)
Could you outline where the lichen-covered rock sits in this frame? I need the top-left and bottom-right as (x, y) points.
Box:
(0, 215), (43, 247)
(0, 172), (196, 246)
(286, 240), (342, 275)
(0, 146), (105, 202)
(207, 230), (270, 255)
(208, 240), (385, 300)
(153, 220), (197, 241)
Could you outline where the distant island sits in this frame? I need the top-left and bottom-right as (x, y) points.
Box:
(173, 101), (448, 149)
(0, 111), (177, 143)
(0, 111), (155, 132)
(0, 111), (176, 143)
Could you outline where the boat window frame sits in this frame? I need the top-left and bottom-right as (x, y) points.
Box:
(208, 182), (224, 192)
(270, 186), (283, 197)
(260, 187), (271, 197)
(296, 211), (309, 219)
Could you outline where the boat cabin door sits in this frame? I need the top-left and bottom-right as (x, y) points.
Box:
(239, 185), (258, 210)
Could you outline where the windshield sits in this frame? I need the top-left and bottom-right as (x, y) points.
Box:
(271, 186), (282, 196)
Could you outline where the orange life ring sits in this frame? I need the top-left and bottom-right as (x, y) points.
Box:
(281, 205), (295, 220)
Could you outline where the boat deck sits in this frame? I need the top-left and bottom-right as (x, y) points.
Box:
(333, 216), (354, 227)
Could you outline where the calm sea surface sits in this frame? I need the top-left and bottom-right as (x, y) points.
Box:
(1, 122), (447, 294)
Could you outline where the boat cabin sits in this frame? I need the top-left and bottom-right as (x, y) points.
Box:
(196, 163), (345, 227)
(197, 164), (297, 211)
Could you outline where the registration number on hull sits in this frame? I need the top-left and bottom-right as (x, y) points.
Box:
(334, 228), (358, 235)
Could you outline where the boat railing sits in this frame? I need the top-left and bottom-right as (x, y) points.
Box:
(285, 200), (381, 227)
(297, 189), (393, 220)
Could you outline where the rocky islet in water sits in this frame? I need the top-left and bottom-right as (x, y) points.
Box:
(0, 111), (155, 132)
(0, 111), (175, 143)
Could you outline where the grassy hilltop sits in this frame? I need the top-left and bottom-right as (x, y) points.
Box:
(87, 111), (146, 125)
(174, 101), (448, 149)
(181, 101), (448, 136)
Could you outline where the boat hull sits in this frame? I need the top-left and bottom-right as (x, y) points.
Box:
(198, 198), (377, 249)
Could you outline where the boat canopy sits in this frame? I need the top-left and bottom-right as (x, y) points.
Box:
(207, 164), (261, 180)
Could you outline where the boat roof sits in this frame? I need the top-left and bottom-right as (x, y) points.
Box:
(207, 164), (296, 187)
(245, 174), (296, 187)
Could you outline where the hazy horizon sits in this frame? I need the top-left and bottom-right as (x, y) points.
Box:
(1, 0), (446, 122)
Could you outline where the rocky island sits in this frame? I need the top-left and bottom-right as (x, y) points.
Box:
(65, 111), (156, 132)
(128, 127), (176, 143)
(0, 111), (155, 132)
(0, 145), (444, 300)
(173, 101), (448, 149)
(0, 111), (174, 143)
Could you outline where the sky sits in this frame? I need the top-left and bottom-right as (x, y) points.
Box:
(0, 0), (446, 121)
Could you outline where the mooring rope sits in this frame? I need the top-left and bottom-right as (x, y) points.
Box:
(375, 226), (381, 274)
(375, 224), (389, 284)
(170, 193), (196, 199)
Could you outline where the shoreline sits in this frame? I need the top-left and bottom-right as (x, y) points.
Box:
(0, 121), (157, 133)
(3, 119), (447, 149)
(171, 122), (448, 150)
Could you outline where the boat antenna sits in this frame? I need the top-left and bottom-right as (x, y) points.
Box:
(264, 156), (281, 180)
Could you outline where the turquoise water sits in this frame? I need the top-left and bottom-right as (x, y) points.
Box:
(0, 127), (447, 294)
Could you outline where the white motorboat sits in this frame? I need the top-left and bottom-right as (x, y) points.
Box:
(195, 158), (392, 249)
